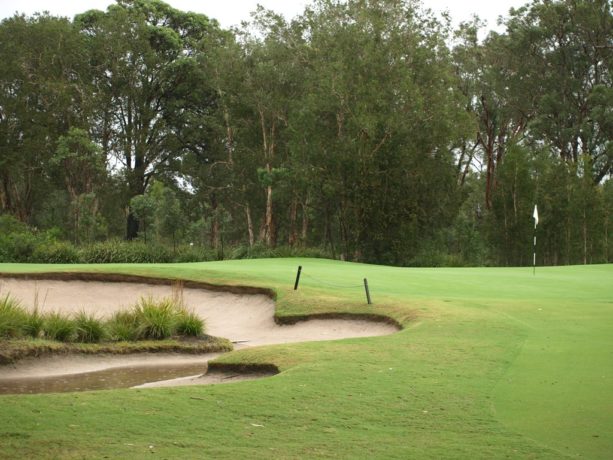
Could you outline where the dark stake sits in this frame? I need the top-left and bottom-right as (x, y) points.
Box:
(294, 265), (302, 290)
(364, 278), (372, 305)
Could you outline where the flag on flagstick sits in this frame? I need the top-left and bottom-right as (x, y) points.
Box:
(533, 204), (539, 227)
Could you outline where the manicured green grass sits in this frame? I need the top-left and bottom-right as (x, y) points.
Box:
(0, 259), (611, 459)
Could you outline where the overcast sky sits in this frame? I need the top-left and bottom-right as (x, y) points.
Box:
(0, 0), (526, 31)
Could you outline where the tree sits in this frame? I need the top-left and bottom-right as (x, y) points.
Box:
(130, 194), (157, 243)
(504, 0), (613, 182)
(0, 14), (91, 223)
(156, 186), (184, 251)
(287, 0), (469, 263)
(75, 0), (219, 239)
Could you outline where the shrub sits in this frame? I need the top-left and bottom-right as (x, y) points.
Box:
(80, 241), (173, 263)
(174, 246), (216, 263)
(229, 243), (332, 260)
(74, 311), (106, 343)
(175, 308), (205, 337)
(107, 310), (139, 341)
(32, 241), (80, 263)
(43, 312), (76, 342)
(0, 295), (29, 338)
(1, 232), (39, 262)
(133, 296), (177, 340)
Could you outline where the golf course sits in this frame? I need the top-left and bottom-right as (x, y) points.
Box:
(0, 258), (611, 459)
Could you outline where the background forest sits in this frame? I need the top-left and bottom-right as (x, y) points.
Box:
(0, 0), (611, 266)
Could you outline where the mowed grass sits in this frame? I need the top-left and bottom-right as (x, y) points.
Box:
(0, 259), (611, 459)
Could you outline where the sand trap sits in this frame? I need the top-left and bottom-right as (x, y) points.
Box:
(0, 278), (398, 387)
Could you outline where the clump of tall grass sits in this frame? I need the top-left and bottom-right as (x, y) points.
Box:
(107, 310), (139, 342)
(175, 308), (205, 337)
(132, 296), (177, 340)
(0, 289), (206, 343)
(74, 311), (106, 343)
(43, 312), (76, 342)
(0, 294), (29, 338)
(24, 307), (44, 338)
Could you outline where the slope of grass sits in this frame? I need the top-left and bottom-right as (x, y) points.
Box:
(0, 259), (611, 459)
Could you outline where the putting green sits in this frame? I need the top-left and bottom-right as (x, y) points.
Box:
(0, 260), (611, 459)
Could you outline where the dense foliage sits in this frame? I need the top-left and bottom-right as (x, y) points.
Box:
(0, 0), (611, 266)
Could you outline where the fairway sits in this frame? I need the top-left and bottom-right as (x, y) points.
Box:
(0, 259), (611, 459)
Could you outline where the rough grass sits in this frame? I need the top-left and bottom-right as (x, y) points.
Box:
(0, 259), (611, 459)
(0, 336), (233, 365)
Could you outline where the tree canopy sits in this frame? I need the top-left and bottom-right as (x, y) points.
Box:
(0, 0), (611, 266)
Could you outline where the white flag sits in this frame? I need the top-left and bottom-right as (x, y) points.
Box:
(533, 204), (539, 226)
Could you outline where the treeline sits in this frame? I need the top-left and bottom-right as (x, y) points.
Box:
(0, 0), (611, 266)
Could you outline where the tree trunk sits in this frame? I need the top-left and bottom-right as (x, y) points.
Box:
(583, 209), (587, 265)
(210, 193), (220, 251)
(264, 183), (274, 247)
(126, 212), (139, 241)
(245, 203), (254, 248)
(288, 196), (298, 247)
(301, 196), (310, 244)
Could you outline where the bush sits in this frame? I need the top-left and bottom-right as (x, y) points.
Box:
(173, 246), (216, 263)
(0, 232), (39, 262)
(175, 308), (205, 337)
(43, 312), (76, 342)
(74, 311), (106, 343)
(229, 243), (332, 260)
(0, 295), (29, 338)
(32, 241), (80, 264)
(80, 241), (173, 263)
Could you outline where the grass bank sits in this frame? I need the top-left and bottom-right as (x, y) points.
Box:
(0, 336), (232, 365)
(0, 259), (611, 459)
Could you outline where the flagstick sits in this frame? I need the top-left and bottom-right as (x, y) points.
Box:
(533, 221), (536, 276)
(533, 204), (539, 276)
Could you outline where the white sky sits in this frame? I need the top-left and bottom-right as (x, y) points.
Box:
(0, 0), (526, 32)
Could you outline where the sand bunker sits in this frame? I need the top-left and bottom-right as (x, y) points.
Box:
(0, 278), (397, 388)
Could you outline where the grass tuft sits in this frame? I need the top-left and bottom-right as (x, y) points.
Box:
(43, 312), (76, 342)
(74, 311), (106, 343)
(107, 310), (139, 341)
(0, 295), (29, 338)
(175, 308), (205, 337)
(133, 296), (177, 340)
(23, 307), (44, 338)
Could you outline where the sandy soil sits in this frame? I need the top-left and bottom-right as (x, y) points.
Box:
(0, 278), (398, 387)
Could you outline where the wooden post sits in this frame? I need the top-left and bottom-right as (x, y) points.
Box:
(364, 278), (372, 305)
(294, 266), (302, 290)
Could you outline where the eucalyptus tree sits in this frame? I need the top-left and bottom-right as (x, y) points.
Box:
(75, 0), (220, 239)
(233, 7), (306, 247)
(504, 0), (613, 182)
(53, 128), (106, 243)
(451, 19), (534, 209)
(0, 14), (91, 223)
(292, 0), (470, 263)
